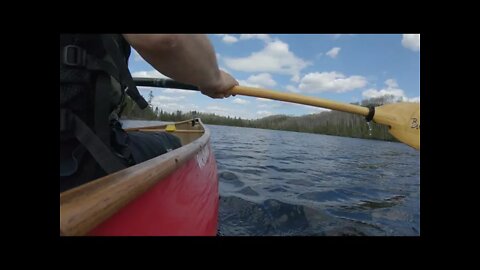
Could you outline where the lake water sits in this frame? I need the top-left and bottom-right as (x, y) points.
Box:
(122, 120), (420, 236)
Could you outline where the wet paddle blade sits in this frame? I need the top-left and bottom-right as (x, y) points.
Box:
(373, 102), (420, 150)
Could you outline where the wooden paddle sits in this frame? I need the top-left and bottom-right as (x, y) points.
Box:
(133, 78), (420, 150)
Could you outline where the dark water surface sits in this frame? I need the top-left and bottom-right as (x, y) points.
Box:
(122, 120), (420, 236)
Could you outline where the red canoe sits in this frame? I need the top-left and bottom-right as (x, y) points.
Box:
(60, 119), (219, 236)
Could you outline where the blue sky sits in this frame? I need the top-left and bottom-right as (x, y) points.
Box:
(129, 34), (420, 119)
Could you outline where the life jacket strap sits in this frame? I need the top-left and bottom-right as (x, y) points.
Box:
(61, 109), (127, 174)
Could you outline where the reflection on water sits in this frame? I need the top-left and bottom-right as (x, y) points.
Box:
(121, 120), (420, 236)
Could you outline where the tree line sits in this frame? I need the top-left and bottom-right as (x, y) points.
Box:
(120, 91), (403, 142)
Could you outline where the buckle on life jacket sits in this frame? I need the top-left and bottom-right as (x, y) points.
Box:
(62, 45), (87, 67)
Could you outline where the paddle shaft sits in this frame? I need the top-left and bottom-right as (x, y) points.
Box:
(133, 78), (370, 116)
(134, 78), (419, 150)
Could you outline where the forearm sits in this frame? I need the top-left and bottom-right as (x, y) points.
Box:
(123, 34), (221, 89)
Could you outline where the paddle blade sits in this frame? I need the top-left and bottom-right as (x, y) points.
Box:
(373, 102), (420, 150)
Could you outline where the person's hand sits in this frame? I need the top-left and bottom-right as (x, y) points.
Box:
(200, 71), (238, 99)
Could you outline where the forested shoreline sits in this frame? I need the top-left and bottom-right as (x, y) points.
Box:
(121, 93), (403, 142)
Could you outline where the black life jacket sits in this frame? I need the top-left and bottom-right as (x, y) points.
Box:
(60, 34), (147, 191)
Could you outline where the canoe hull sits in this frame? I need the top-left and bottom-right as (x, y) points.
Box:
(88, 143), (218, 236)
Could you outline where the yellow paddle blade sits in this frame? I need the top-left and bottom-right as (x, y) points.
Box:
(373, 102), (420, 150)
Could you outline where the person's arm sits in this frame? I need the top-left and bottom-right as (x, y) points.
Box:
(123, 34), (238, 98)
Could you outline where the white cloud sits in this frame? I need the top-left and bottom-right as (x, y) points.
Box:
(162, 88), (197, 95)
(232, 98), (249, 104)
(200, 104), (261, 119)
(238, 80), (260, 88)
(217, 34), (271, 43)
(239, 34), (271, 42)
(385, 78), (398, 88)
(362, 79), (419, 102)
(362, 88), (404, 100)
(239, 73), (277, 88)
(286, 85), (300, 93)
(204, 105), (235, 117)
(257, 102), (280, 109)
(151, 102), (181, 111)
(326, 47), (341, 58)
(255, 98), (280, 109)
(224, 39), (310, 78)
(222, 35), (238, 44)
(402, 34), (420, 52)
(298, 72), (367, 93)
(151, 95), (186, 102)
(257, 110), (273, 117)
(245, 73), (277, 88)
(131, 70), (170, 79)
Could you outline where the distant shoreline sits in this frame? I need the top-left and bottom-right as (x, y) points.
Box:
(122, 117), (397, 143)
(121, 94), (399, 143)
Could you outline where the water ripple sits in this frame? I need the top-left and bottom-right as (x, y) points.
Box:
(209, 124), (420, 236)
